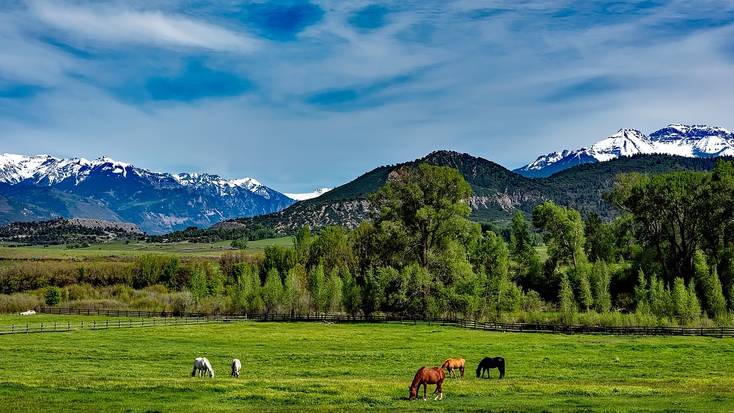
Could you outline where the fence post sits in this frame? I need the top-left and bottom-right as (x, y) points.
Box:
(40, 322), (43, 332)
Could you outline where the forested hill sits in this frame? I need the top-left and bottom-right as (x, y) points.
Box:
(543, 154), (726, 219)
(209, 151), (727, 237)
(0, 218), (144, 245)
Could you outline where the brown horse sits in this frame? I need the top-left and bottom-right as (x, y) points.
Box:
(408, 367), (445, 401)
(441, 358), (465, 378)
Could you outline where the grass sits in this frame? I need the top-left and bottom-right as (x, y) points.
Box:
(0, 237), (294, 260)
(1, 319), (733, 412)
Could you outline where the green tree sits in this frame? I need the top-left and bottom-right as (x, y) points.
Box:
(371, 163), (473, 267)
(361, 268), (384, 316)
(341, 267), (362, 316)
(510, 212), (534, 261)
(590, 261), (612, 313)
(311, 226), (354, 272)
(694, 250), (727, 320)
(471, 231), (509, 280)
(608, 170), (714, 282)
(294, 226), (313, 263)
(231, 237), (248, 249)
(308, 263), (327, 314)
(264, 245), (298, 276)
(326, 268), (344, 313)
(577, 266), (593, 312)
(558, 272), (576, 325)
(262, 268), (283, 316)
(649, 274), (672, 319)
(687, 279), (701, 324)
(584, 213), (616, 262)
(188, 264), (209, 304)
(634, 270), (649, 314)
(283, 265), (308, 315)
(45, 286), (61, 306)
(533, 201), (587, 270)
(672, 277), (689, 323)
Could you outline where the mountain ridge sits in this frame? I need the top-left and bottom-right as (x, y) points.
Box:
(516, 124), (734, 177)
(0, 153), (295, 234)
(214, 151), (728, 236)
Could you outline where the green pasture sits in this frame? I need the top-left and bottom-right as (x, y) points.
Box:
(0, 319), (732, 412)
(0, 237), (294, 260)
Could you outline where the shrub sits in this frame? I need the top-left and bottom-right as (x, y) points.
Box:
(45, 287), (61, 306)
(0, 293), (42, 313)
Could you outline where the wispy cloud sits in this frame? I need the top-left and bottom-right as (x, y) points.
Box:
(30, 0), (258, 52)
(0, 0), (733, 192)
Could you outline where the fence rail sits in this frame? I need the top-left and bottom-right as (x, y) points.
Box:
(0, 307), (731, 337)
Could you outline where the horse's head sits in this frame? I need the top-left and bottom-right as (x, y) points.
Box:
(408, 385), (417, 401)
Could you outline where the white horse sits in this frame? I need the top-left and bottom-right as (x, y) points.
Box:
(192, 357), (214, 378)
(19, 310), (36, 316)
(231, 359), (241, 378)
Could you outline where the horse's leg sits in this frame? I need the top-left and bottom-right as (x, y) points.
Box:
(460, 366), (464, 378)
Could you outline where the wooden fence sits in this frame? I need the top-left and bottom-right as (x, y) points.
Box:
(0, 307), (731, 337)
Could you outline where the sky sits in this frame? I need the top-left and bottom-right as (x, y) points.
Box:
(1, 0), (733, 192)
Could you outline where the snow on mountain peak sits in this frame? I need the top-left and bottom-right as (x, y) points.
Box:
(516, 124), (734, 178)
(0, 154), (281, 199)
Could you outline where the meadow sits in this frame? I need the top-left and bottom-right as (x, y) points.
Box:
(1, 319), (733, 412)
(0, 237), (294, 260)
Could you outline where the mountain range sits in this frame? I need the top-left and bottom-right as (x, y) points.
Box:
(515, 124), (734, 177)
(214, 151), (725, 235)
(1, 123), (731, 236)
(0, 154), (295, 234)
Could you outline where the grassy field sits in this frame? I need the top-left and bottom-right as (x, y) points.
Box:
(1, 319), (733, 412)
(0, 237), (294, 260)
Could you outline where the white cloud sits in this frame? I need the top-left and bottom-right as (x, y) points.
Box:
(29, 0), (258, 52)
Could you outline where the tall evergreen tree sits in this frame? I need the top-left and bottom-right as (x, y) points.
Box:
(694, 250), (727, 320)
(686, 279), (701, 324)
(591, 261), (612, 313)
(634, 270), (649, 314)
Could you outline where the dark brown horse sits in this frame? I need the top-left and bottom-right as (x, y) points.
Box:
(408, 367), (445, 401)
(476, 357), (505, 379)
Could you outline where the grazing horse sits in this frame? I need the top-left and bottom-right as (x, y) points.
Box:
(441, 358), (465, 378)
(476, 357), (505, 379)
(231, 359), (241, 378)
(408, 367), (445, 401)
(192, 357), (214, 378)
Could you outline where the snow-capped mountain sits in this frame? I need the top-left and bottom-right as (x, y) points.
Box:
(0, 154), (295, 234)
(284, 188), (332, 201)
(516, 124), (734, 178)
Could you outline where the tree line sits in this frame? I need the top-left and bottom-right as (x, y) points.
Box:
(5, 161), (734, 326)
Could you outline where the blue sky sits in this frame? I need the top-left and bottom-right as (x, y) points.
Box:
(1, 0), (733, 192)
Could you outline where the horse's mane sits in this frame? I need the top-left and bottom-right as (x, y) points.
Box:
(410, 367), (426, 389)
